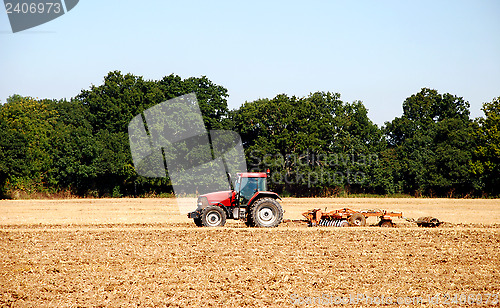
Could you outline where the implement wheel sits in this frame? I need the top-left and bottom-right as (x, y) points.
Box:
(348, 213), (366, 227)
(379, 220), (394, 228)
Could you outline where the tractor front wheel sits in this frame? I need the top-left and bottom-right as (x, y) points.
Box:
(249, 198), (283, 228)
(201, 206), (226, 227)
(193, 217), (203, 227)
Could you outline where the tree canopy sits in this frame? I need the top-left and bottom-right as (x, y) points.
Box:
(0, 73), (498, 198)
(231, 92), (385, 196)
(384, 88), (475, 196)
(470, 97), (500, 195)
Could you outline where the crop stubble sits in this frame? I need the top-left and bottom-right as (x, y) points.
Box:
(0, 198), (499, 307)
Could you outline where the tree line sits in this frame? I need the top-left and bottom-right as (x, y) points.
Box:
(0, 71), (498, 198)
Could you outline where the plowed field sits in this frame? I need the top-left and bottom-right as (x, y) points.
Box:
(1, 198), (499, 307)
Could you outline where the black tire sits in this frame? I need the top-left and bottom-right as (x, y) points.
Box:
(430, 218), (440, 227)
(379, 220), (394, 228)
(201, 206), (226, 227)
(193, 217), (203, 227)
(249, 198), (283, 228)
(348, 213), (366, 227)
(244, 209), (255, 227)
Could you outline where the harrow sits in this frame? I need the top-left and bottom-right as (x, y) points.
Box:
(301, 208), (441, 228)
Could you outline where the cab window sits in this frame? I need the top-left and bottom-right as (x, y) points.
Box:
(239, 177), (258, 206)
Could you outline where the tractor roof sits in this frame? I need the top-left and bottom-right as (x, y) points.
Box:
(237, 172), (267, 178)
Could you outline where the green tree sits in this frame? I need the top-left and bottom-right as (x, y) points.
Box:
(71, 71), (231, 196)
(232, 92), (384, 196)
(76, 71), (230, 134)
(0, 95), (59, 194)
(384, 88), (474, 196)
(470, 97), (500, 195)
(48, 99), (121, 195)
(0, 72), (231, 198)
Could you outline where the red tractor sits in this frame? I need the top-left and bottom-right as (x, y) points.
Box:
(187, 171), (283, 227)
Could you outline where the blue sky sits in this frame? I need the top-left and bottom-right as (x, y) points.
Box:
(1, 0), (499, 125)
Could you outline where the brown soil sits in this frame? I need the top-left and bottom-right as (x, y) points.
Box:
(0, 198), (499, 307)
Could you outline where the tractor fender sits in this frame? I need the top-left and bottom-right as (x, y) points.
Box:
(189, 202), (233, 220)
(204, 201), (233, 218)
(248, 192), (282, 207)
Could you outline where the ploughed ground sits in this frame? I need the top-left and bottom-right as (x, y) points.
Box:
(1, 198), (499, 307)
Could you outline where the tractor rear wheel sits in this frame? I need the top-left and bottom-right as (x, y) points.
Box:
(348, 213), (366, 227)
(249, 198), (283, 228)
(201, 206), (226, 227)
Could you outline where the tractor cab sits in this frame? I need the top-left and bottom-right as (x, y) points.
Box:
(235, 172), (268, 207)
(187, 170), (283, 228)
